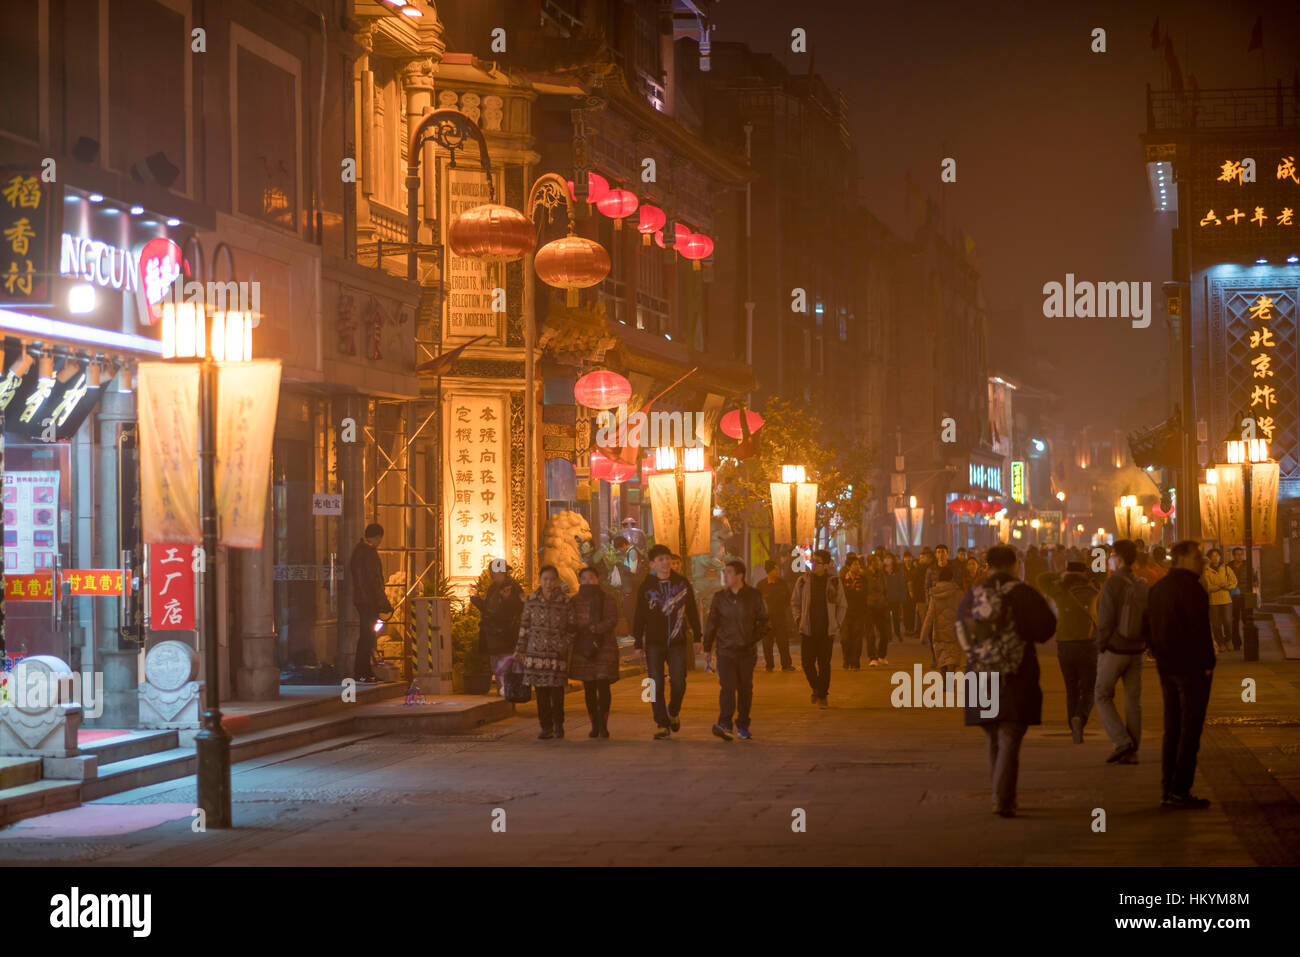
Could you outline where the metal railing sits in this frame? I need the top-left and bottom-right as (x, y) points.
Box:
(1146, 83), (1300, 133)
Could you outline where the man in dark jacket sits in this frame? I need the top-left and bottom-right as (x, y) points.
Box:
(704, 560), (769, 741)
(756, 560), (794, 671)
(959, 545), (1057, 817)
(348, 523), (390, 683)
(1094, 539), (1145, 765)
(633, 544), (702, 739)
(1148, 540), (1216, 809)
(1038, 563), (1100, 743)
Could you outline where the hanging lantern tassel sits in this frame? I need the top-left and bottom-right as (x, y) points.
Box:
(567, 288), (579, 307)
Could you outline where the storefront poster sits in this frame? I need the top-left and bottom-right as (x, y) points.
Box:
(215, 360), (281, 548)
(3, 470), (60, 573)
(138, 362), (202, 544)
(148, 545), (195, 630)
(442, 169), (500, 341)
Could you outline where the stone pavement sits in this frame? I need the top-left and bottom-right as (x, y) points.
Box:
(0, 633), (1296, 866)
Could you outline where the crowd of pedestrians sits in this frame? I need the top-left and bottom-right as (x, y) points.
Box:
(450, 529), (1235, 818)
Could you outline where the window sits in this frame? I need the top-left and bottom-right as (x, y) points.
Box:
(232, 29), (301, 232)
(0, 0), (41, 141)
(636, 244), (668, 333)
(108, 0), (189, 192)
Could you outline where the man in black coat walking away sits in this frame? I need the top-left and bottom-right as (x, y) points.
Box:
(958, 545), (1057, 817)
(348, 523), (391, 683)
(756, 560), (795, 671)
(1147, 540), (1216, 809)
(704, 560), (769, 741)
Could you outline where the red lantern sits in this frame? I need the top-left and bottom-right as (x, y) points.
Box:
(679, 232), (712, 270)
(719, 409), (764, 439)
(596, 189), (638, 229)
(574, 370), (632, 409)
(567, 171), (609, 206)
(447, 204), (535, 261)
(654, 223), (692, 250)
(637, 204), (665, 245)
(948, 499), (973, 514)
(983, 500), (1003, 515)
(590, 449), (637, 484)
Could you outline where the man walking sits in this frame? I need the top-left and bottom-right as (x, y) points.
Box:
(756, 559), (794, 671)
(1038, 562), (1099, 743)
(924, 544), (950, 601)
(348, 523), (390, 683)
(704, 560), (769, 741)
(790, 549), (848, 708)
(1148, 540), (1216, 808)
(632, 544), (702, 739)
(1226, 547), (1249, 651)
(958, 545), (1057, 817)
(1094, 539), (1147, 764)
(909, 549), (931, 638)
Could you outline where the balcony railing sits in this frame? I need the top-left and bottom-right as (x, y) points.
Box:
(1146, 82), (1300, 133)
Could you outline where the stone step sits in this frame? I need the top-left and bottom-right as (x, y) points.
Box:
(228, 713), (360, 762)
(0, 779), (82, 827)
(79, 730), (179, 765)
(81, 748), (197, 801)
(0, 757), (43, 791)
(224, 682), (406, 735)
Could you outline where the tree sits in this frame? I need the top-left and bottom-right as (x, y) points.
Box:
(714, 396), (873, 540)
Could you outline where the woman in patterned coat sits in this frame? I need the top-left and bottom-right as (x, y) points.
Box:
(568, 566), (620, 738)
(515, 565), (573, 739)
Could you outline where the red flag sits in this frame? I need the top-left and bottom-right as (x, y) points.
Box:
(1247, 15), (1262, 52)
(1164, 36), (1184, 94)
(417, 334), (486, 375)
(1150, 17), (1160, 50)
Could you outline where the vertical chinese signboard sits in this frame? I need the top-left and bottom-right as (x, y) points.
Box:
(148, 546), (196, 630)
(444, 393), (508, 589)
(0, 169), (57, 305)
(442, 169), (500, 341)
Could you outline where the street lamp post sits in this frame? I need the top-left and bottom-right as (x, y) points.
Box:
(1114, 494), (1142, 540)
(1225, 437), (1271, 662)
(159, 300), (255, 829)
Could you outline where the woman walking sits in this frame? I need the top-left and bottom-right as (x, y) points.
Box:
(515, 565), (573, 739)
(569, 565), (620, 737)
(920, 564), (964, 673)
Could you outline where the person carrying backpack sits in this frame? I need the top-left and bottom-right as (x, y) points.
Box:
(1037, 562), (1100, 744)
(1094, 539), (1148, 765)
(956, 545), (1057, 817)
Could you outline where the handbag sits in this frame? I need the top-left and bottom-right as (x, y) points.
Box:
(501, 657), (531, 703)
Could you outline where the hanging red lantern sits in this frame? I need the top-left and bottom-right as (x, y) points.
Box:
(596, 189), (638, 229)
(948, 499), (973, 514)
(637, 204), (665, 245)
(574, 369), (632, 409)
(982, 500), (1003, 515)
(567, 171), (609, 206)
(654, 223), (692, 250)
(719, 409), (764, 439)
(679, 232), (712, 270)
(534, 231), (611, 306)
(447, 204), (535, 261)
(590, 449), (637, 484)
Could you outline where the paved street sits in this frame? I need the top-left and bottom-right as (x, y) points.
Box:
(2, 636), (1297, 866)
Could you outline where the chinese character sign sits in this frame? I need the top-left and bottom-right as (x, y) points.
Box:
(61, 569), (128, 597)
(138, 363), (202, 544)
(148, 545), (196, 630)
(0, 169), (56, 304)
(216, 360), (281, 548)
(4, 572), (53, 602)
(443, 392), (508, 588)
(1194, 150), (1299, 245)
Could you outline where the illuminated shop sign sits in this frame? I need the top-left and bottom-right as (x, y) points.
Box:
(969, 461), (1002, 493)
(1011, 461), (1026, 503)
(1194, 150), (1299, 245)
(1, 169), (58, 305)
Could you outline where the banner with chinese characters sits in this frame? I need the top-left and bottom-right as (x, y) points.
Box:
(1250, 461), (1280, 546)
(770, 483), (792, 545)
(5, 572), (53, 602)
(1198, 481), (1220, 540)
(1215, 466), (1246, 547)
(682, 470), (712, 557)
(148, 545), (196, 630)
(444, 392), (508, 588)
(0, 168), (58, 305)
(138, 363), (202, 544)
(795, 483), (818, 548)
(1240, 292), (1283, 454)
(649, 473), (682, 552)
(61, 569), (127, 597)
(216, 360), (281, 548)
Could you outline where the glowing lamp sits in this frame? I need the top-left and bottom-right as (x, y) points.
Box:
(573, 369), (632, 409)
(680, 233), (713, 270)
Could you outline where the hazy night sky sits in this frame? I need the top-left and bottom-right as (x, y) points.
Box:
(710, 0), (1300, 430)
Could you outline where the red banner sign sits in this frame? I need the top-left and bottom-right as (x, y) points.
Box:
(149, 545), (196, 630)
(5, 572), (53, 601)
(61, 569), (127, 597)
